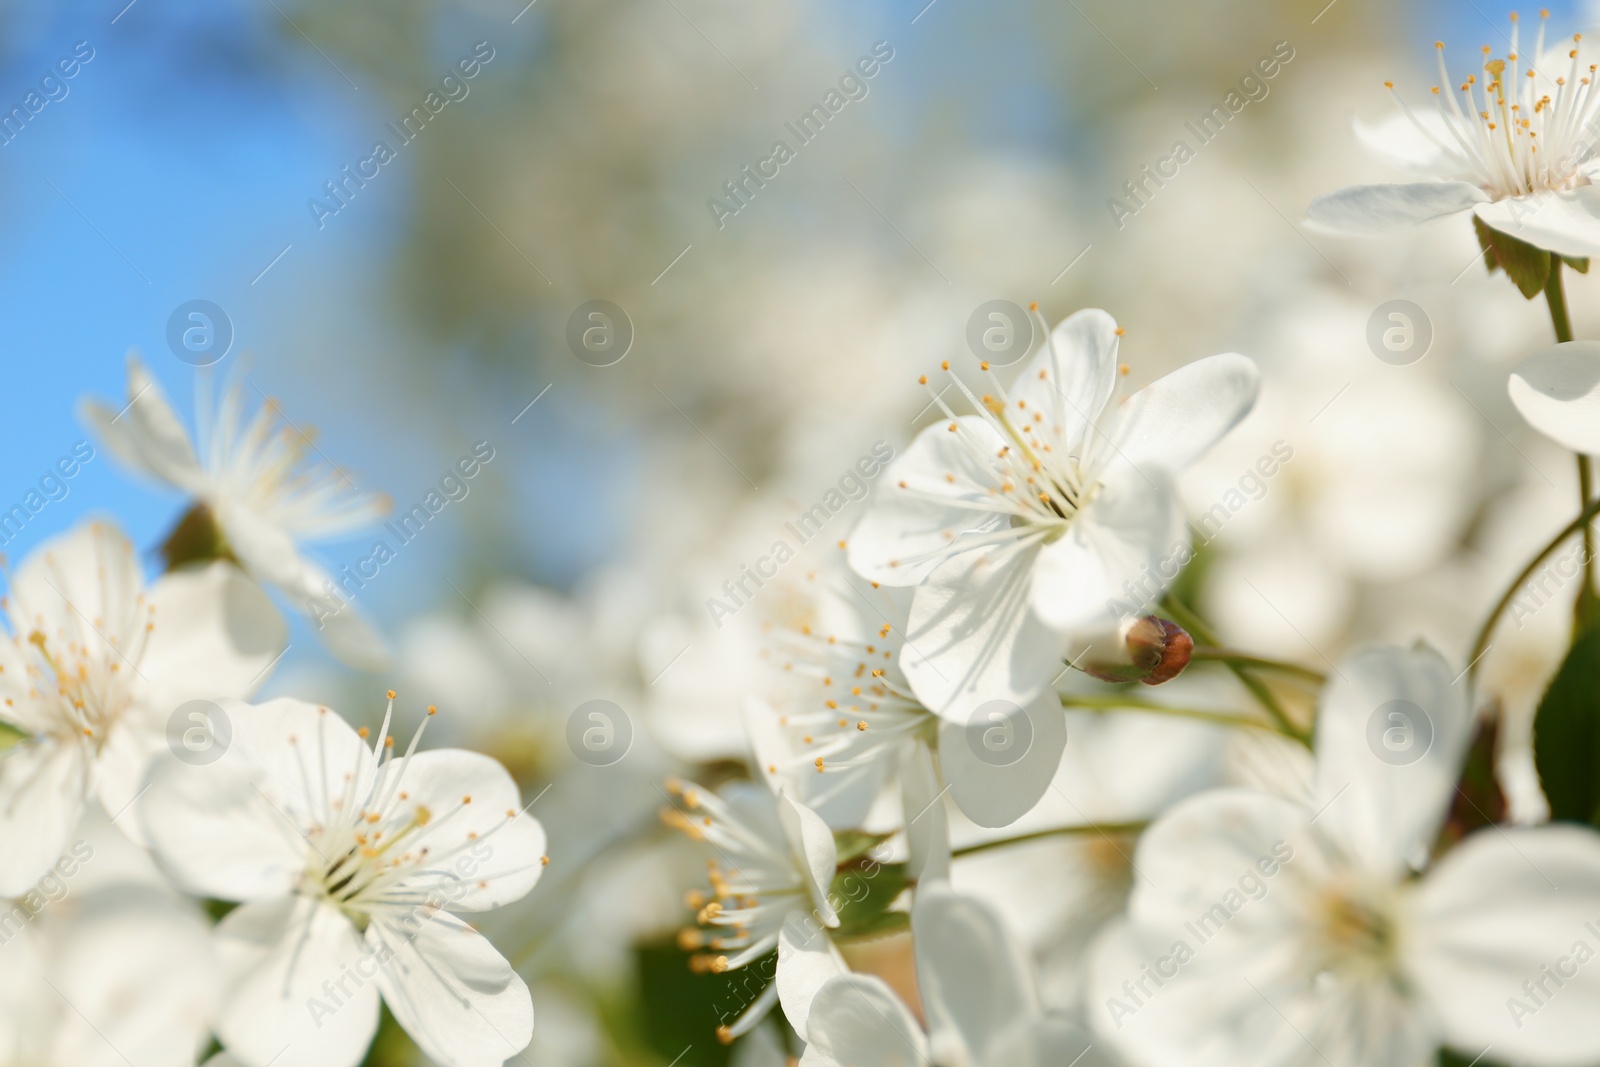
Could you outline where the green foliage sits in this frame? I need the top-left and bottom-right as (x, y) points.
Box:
(830, 861), (909, 941)
(1474, 216), (1551, 299)
(832, 829), (894, 865)
(634, 937), (757, 1067)
(1533, 625), (1600, 825)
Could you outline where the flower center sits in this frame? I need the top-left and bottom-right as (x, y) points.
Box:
(287, 701), (490, 927)
(19, 616), (149, 751)
(1312, 881), (1402, 982)
(768, 621), (935, 777)
(661, 778), (808, 975)
(1396, 12), (1600, 199)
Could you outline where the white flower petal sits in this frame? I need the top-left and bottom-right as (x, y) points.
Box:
(48, 888), (216, 1067)
(369, 910), (533, 1067)
(900, 739), (950, 884)
(219, 513), (392, 673)
(7, 520), (141, 643)
(1474, 186), (1600, 259)
(229, 698), (373, 821)
(214, 501), (308, 591)
(1085, 916), (1424, 1067)
(912, 886), (1035, 1065)
(1011, 308), (1121, 452)
(94, 705), (165, 846)
(143, 562), (287, 702)
(988, 1017), (1114, 1067)
(937, 690), (1067, 829)
(215, 896), (378, 1067)
(1509, 340), (1600, 454)
(1305, 181), (1487, 235)
(384, 748), (546, 911)
(1031, 465), (1188, 633)
(901, 544), (1063, 717)
(1352, 112), (1469, 172)
(138, 747), (305, 902)
(1409, 825), (1600, 1066)
(1122, 788), (1321, 942)
(777, 911), (850, 1040)
(78, 354), (204, 492)
(295, 561), (394, 673)
(1107, 352), (1261, 475)
(847, 416), (1009, 587)
(778, 790), (840, 926)
(798, 973), (927, 1067)
(732, 1020), (791, 1067)
(0, 738), (88, 896)
(1311, 644), (1473, 879)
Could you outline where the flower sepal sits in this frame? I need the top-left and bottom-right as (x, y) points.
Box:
(1474, 215), (1553, 299)
(159, 502), (240, 572)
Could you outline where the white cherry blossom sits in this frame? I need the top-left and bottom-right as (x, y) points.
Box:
(82, 355), (391, 670)
(847, 307), (1258, 716)
(659, 777), (848, 1044)
(1088, 644), (1600, 1067)
(1308, 13), (1600, 257)
(0, 520), (283, 895)
(138, 695), (546, 1067)
(746, 571), (1066, 879)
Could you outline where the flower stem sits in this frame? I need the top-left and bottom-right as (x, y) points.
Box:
(1545, 258), (1600, 630)
(1547, 257), (1575, 344)
(1467, 493), (1600, 681)
(950, 820), (1149, 859)
(1188, 647), (1326, 684)
(1160, 594), (1311, 745)
(1059, 693), (1306, 742)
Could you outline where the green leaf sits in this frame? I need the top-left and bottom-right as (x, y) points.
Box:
(1575, 580), (1600, 637)
(832, 829), (894, 865)
(1533, 625), (1600, 825)
(1565, 254), (1591, 274)
(834, 908), (910, 941)
(830, 861), (909, 939)
(634, 937), (755, 1066)
(1474, 216), (1551, 299)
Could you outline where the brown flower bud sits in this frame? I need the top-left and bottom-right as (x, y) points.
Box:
(1078, 615), (1192, 685)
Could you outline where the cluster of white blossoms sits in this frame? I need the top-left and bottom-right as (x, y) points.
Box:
(22, 15), (1600, 1067)
(0, 365), (545, 1067)
(653, 54), (1600, 1056)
